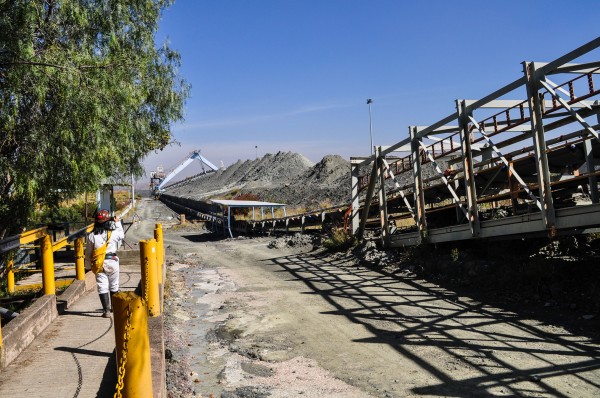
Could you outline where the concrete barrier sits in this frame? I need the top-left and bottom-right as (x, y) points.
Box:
(1, 295), (58, 369)
(0, 270), (98, 370)
(149, 315), (166, 397)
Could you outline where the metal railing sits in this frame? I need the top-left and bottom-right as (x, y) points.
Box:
(0, 224), (93, 295)
(350, 37), (600, 248)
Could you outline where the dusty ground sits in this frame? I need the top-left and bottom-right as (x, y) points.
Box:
(130, 199), (600, 397)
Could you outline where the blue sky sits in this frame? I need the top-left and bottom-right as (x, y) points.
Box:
(143, 0), (600, 184)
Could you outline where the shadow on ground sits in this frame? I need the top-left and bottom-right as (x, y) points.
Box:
(266, 250), (600, 397)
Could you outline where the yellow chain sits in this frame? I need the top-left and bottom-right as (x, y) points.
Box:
(143, 255), (149, 304)
(114, 302), (132, 398)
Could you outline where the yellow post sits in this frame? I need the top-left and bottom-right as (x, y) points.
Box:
(112, 291), (153, 397)
(74, 237), (85, 280)
(40, 234), (56, 295)
(153, 224), (164, 285)
(180, 214), (185, 225)
(139, 239), (160, 317)
(7, 258), (15, 294)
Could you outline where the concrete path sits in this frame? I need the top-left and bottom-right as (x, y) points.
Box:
(0, 264), (141, 398)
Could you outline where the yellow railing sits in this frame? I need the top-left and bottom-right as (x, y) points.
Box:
(3, 224), (94, 294)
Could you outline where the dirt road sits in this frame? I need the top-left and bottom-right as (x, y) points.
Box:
(132, 199), (600, 397)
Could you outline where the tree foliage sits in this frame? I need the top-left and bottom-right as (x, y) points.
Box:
(0, 0), (189, 238)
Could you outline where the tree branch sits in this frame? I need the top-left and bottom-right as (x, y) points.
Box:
(0, 60), (132, 71)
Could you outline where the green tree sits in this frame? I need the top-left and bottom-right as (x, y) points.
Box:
(0, 0), (189, 238)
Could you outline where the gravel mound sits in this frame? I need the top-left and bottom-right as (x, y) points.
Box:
(166, 152), (351, 209)
(257, 154), (351, 208)
(165, 149), (442, 211)
(267, 233), (321, 251)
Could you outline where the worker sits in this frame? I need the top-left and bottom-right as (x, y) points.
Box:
(85, 209), (124, 318)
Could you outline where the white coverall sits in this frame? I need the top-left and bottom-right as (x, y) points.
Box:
(85, 221), (125, 294)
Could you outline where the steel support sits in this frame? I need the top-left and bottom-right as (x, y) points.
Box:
(508, 161), (520, 213)
(356, 160), (378, 241)
(410, 126), (427, 239)
(381, 158), (417, 224)
(350, 161), (361, 234)
(417, 140), (469, 219)
(457, 100), (481, 237)
(539, 79), (600, 142)
(589, 107), (600, 203)
(468, 116), (542, 210)
(524, 61), (556, 232)
(376, 147), (390, 247)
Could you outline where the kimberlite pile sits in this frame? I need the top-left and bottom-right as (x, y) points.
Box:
(166, 152), (352, 209)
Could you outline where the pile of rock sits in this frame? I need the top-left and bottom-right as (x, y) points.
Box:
(167, 151), (352, 209)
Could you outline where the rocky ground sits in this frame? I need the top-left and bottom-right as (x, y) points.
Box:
(160, 227), (600, 398)
(162, 230), (371, 398)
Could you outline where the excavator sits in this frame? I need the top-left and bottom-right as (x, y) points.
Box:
(150, 150), (218, 199)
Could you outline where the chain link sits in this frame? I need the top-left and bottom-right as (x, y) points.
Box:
(114, 302), (132, 398)
(143, 255), (149, 304)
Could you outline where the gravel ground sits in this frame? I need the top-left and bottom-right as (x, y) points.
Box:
(159, 228), (600, 398)
(162, 236), (368, 398)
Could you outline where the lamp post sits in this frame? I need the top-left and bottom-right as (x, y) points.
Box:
(367, 99), (373, 155)
(255, 145), (258, 159)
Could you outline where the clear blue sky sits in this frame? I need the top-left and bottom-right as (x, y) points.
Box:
(143, 0), (600, 185)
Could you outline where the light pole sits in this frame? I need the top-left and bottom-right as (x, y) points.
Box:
(255, 145), (258, 159)
(367, 98), (373, 155)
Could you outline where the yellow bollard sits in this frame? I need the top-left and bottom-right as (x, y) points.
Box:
(7, 258), (15, 294)
(112, 291), (153, 398)
(139, 239), (160, 317)
(154, 223), (166, 313)
(74, 237), (85, 280)
(40, 234), (56, 295)
(153, 224), (164, 285)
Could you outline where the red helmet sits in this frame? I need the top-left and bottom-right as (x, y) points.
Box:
(95, 209), (110, 223)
